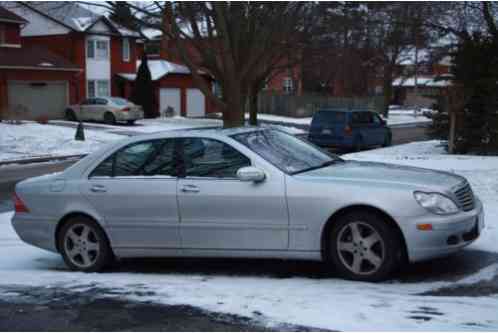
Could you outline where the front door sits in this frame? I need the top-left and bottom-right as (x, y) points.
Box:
(82, 139), (181, 249)
(177, 137), (289, 250)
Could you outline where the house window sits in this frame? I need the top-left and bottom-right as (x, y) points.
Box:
(87, 39), (109, 60)
(283, 77), (293, 94)
(96, 40), (109, 59)
(122, 38), (130, 62)
(87, 80), (96, 97)
(87, 80), (110, 98)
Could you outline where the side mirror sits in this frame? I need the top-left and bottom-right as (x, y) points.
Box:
(237, 166), (266, 183)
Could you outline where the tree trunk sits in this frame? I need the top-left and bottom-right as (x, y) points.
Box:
(382, 68), (393, 118)
(249, 87), (258, 126)
(222, 85), (245, 128)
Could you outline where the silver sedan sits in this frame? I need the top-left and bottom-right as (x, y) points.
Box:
(12, 128), (484, 281)
(65, 97), (144, 125)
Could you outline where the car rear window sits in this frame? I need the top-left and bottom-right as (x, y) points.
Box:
(312, 111), (346, 125)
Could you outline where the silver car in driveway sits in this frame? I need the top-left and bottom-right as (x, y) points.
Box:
(65, 97), (144, 125)
(12, 128), (484, 281)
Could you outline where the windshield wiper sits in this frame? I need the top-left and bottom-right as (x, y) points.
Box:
(291, 159), (339, 175)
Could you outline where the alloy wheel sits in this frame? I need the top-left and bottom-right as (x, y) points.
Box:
(336, 221), (385, 275)
(63, 224), (100, 269)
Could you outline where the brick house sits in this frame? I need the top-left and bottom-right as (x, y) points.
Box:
(0, 5), (81, 120)
(3, 2), (140, 114)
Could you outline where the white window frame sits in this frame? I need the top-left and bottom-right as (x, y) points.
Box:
(87, 39), (109, 60)
(283, 77), (293, 94)
(87, 80), (96, 98)
(87, 80), (110, 98)
(122, 38), (130, 62)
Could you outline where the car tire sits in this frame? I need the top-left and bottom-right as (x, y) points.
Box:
(353, 136), (364, 152)
(127, 120), (136, 125)
(326, 211), (401, 282)
(104, 112), (116, 125)
(65, 109), (77, 122)
(58, 216), (113, 273)
(382, 133), (392, 147)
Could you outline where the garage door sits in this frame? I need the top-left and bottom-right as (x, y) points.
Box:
(159, 88), (181, 116)
(7, 81), (68, 120)
(186, 88), (205, 117)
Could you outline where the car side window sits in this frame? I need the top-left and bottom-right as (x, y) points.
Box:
(96, 98), (108, 105)
(182, 138), (250, 178)
(89, 139), (178, 178)
(352, 112), (373, 125)
(372, 113), (383, 125)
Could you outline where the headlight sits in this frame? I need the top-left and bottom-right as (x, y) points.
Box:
(414, 191), (460, 215)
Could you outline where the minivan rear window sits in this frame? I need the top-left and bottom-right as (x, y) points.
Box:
(313, 111), (346, 124)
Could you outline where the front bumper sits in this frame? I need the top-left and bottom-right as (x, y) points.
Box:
(401, 198), (484, 262)
(11, 213), (58, 253)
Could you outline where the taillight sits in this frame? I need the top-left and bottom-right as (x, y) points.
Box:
(344, 125), (353, 135)
(121, 107), (130, 112)
(14, 193), (29, 213)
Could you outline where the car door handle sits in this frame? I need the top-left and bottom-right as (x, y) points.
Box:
(90, 185), (107, 193)
(181, 185), (200, 193)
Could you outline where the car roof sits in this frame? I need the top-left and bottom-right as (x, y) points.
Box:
(121, 126), (266, 144)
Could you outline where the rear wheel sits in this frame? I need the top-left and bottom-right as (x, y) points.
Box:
(382, 132), (392, 147)
(104, 112), (116, 125)
(353, 136), (364, 152)
(65, 109), (77, 122)
(58, 217), (113, 272)
(126, 119), (136, 125)
(326, 211), (401, 282)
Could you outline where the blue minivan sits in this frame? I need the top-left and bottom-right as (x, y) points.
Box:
(308, 109), (392, 151)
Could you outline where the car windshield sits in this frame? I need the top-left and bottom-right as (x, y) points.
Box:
(232, 129), (342, 175)
(108, 97), (129, 106)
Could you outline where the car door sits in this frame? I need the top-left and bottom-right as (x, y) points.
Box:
(371, 112), (389, 145)
(94, 98), (109, 121)
(81, 138), (181, 249)
(78, 99), (92, 121)
(177, 137), (289, 250)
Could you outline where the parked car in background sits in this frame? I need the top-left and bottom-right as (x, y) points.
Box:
(12, 128), (483, 282)
(65, 97), (144, 125)
(308, 109), (392, 151)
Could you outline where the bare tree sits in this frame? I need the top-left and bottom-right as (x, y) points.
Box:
(93, 2), (310, 128)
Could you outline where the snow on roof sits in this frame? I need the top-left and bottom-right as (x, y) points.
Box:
(393, 76), (452, 88)
(398, 48), (431, 66)
(21, 2), (139, 37)
(118, 59), (191, 81)
(141, 28), (163, 40)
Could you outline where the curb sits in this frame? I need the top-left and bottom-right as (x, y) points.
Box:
(0, 154), (86, 167)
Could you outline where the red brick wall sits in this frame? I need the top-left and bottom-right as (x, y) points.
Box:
(21, 33), (87, 102)
(1, 22), (21, 45)
(110, 36), (137, 96)
(0, 69), (79, 118)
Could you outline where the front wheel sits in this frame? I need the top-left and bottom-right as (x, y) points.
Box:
(382, 132), (392, 147)
(326, 211), (401, 282)
(58, 217), (113, 272)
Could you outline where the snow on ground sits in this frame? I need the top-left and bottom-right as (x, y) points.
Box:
(0, 122), (123, 163)
(1, 140), (498, 330)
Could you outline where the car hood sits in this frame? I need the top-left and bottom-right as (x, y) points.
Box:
(297, 160), (465, 190)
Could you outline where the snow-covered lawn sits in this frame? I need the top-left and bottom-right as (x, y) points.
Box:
(0, 140), (497, 330)
(0, 122), (123, 163)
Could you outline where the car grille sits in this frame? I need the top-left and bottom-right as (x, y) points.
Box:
(454, 181), (475, 212)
